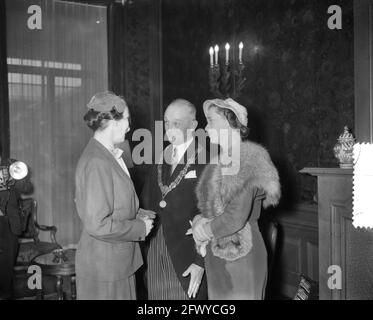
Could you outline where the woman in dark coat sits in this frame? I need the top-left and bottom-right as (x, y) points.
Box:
(192, 98), (281, 300)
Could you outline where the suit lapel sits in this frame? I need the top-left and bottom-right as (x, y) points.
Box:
(90, 139), (133, 186)
(162, 145), (172, 185)
(163, 162), (171, 185)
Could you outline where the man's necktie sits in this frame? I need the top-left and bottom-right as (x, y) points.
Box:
(170, 146), (178, 174)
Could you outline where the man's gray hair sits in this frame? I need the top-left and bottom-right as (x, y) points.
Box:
(169, 99), (196, 119)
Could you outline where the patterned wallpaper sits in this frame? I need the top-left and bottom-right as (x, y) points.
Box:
(162, 0), (354, 205)
(123, 2), (152, 132)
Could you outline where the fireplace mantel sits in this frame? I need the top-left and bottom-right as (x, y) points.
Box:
(300, 167), (373, 300)
(300, 167), (353, 177)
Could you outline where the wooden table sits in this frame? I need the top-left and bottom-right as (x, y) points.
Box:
(32, 248), (76, 300)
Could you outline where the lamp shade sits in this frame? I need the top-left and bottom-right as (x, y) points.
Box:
(9, 161), (28, 180)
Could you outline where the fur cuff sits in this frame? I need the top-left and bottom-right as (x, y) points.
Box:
(211, 222), (253, 261)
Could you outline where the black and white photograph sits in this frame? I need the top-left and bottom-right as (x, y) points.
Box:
(0, 0), (373, 304)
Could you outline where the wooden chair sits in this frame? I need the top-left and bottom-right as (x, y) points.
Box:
(15, 198), (61, 267)
(13, 198), (61, 298)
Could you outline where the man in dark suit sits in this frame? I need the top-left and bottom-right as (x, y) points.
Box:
(141, 99), (208, 300)
(0, 146), (33, 299)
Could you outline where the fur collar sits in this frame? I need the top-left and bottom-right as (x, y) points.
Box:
(196, 140), (281, 217)
(194, 141), (281, 261)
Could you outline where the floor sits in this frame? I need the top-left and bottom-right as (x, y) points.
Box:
(14, 272), (74, 300)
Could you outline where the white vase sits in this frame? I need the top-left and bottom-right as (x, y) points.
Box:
(333, 126), (355, 169)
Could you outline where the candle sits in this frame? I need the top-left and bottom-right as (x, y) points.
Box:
(225, 43), (230, 65)
(239, 42), (244, 64)
(209, 47), (214, 67)
(214, 45), (219, 65)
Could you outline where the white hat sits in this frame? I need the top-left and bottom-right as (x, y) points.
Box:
(203, 98), (248, 127)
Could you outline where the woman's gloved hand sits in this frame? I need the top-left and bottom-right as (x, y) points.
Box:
(192, 215), (213, 242)
(186, 215), (213, 257)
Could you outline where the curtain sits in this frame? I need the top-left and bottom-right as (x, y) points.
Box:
(0, 0), (10, 159)
(6, 0), (108, 245)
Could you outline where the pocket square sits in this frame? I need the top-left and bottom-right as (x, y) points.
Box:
(185, 170), (197, 179)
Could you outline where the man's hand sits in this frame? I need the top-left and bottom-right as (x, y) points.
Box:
(144, 218), (154, 237)
(137, 209), (156, 237)
(137, 208), (156, 221)
(182, 263), (204, 299)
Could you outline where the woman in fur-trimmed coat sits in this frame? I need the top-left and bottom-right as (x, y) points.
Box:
(192, 98), (281, 300)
